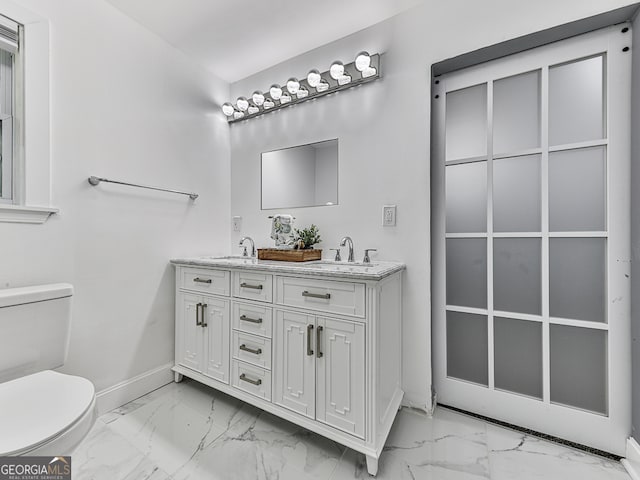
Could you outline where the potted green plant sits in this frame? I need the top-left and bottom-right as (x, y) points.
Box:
(293, 224), (321, 249)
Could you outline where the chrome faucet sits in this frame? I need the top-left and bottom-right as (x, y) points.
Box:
(363, 248), (377, 264)
(239, 236), (256, 258)
(339, 236), (354, 262)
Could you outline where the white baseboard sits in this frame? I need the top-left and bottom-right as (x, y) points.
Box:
(622, 437), (640, 480)
(95, 362), (174, 415)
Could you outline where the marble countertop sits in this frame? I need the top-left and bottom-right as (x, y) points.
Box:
(170, 256), (405, 280)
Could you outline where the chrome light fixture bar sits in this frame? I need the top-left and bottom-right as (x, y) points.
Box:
(222, 51), (380, 123)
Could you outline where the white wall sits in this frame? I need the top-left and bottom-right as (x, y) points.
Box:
(229, 0), (638, 409)
(0, 0), (230, 393)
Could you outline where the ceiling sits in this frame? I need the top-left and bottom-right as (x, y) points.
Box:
(104, 0), (422, 83)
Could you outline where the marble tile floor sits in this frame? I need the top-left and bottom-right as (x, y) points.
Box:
(72, 378), (630, 480)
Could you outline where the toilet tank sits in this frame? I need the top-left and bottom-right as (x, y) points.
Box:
(0, 284), (73, 384)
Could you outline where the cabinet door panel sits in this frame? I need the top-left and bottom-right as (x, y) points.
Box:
(274, 310), (315, 418)
(316, 316), (365, 438)
(202, 297), (230, 384)
(177, 292), (204, 372)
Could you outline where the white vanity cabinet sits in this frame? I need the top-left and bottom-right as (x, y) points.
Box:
(274, 309), (365, 438)
(172, 258), (405, 476)
(176, 293), (230, 384)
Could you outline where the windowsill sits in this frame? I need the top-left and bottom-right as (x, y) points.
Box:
(0, 204), (58, 223)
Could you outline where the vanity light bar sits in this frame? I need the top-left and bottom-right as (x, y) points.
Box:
(222, 51), (381, 123)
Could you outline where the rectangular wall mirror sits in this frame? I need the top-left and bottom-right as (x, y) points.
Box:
(261, 139), (338, 210)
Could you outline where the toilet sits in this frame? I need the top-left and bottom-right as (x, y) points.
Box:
(0, 284), (97, 456)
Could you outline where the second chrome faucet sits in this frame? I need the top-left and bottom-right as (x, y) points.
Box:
(239, 236), (256, 258)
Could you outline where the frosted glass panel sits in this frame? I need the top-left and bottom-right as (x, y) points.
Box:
(550, 325), (607, 414)
(549, 238), (605, 322)
(446, 162), (487, 233)
(549, 56), (604, 146)
(447, 311), (488, 386)
(494, 71), (541, 154)
(493, 155), (541, 232)
(549, 147), (606, 232)
(494, 317), (542, 399)
(494, 238), (541, 315)
(446, 84), (487, 160)
(446, 239), (487, 308)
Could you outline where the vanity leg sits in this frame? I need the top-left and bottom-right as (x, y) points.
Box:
(365, 455), (379, 476)
(174, 372), (183, 383)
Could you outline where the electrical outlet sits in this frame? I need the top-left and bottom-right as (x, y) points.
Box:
(232, 216), (242, 232)
(382, 205), (396, 226)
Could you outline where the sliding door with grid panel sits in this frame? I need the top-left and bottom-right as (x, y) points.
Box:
(432, 25), (631, 454)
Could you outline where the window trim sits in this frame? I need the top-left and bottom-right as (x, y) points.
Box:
(0, 2), (56, 224)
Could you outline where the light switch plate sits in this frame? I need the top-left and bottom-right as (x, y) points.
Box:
(382, 205), (396, 226)
(232, 216), (242, 232)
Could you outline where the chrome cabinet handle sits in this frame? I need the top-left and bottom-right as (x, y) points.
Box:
(302, 291), (331, 300)
(239, 344), (262, 355)
(201, 303), (207, 327)
(239, 373), (262, 386)
(316, 325), (323, 358)
(193, 277), (212, 284)
(240, 282), (263, 290)
(240, 314), (263, 324)
(195, 303), (203, 326)
(307, 324), (314, 356)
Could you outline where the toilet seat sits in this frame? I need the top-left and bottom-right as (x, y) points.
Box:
(0, 370), (96, 456)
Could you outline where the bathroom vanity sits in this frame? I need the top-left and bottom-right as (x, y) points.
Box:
(170, 256), (405, 475)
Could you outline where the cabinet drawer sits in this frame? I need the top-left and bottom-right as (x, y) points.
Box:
(233, 271), (273, 302)
(180, 267), (230, 296)
(232, 331), (272, 370)
(232, 361), (271, 401)
(232, 302), (273, 338)
(276, 276), (366, 318)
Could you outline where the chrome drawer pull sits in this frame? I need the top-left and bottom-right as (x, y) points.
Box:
(193, 277), (212, 284)
(316, 325), (323, 358)
(240, 282), (263, 290)
(307, 324), (314, 356)
(239, 344), (262, 355)
(302, 290), (331, 300)
(239, 373), (262, 386)
(240, 314), (263, 324)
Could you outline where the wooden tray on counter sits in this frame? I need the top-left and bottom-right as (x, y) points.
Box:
(257, 248), (322, 262)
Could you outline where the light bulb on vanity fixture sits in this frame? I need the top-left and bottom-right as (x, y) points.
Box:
(252, 90), (265, 106)
(286, 77), (300, 95)
(269, 84), (283, 100)
(222, 51), (381, 122)
(222, 102), (235, 117)
(330, 60), (351, 85)
(329, 61), (344, 80)
(236, 97), (249, 111)
(355, 51), (377, 78)
(307, 69), (322, 88)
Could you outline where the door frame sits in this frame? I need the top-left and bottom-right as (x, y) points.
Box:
(431, 25), (631, 454)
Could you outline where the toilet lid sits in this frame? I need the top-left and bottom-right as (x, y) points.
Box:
(0, 370), (95, 455)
